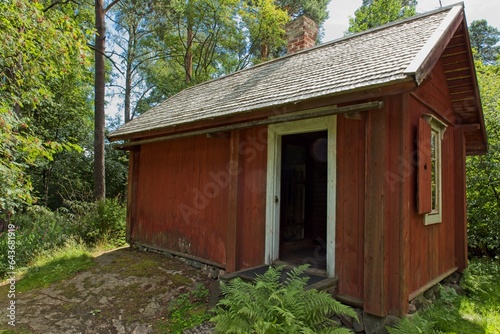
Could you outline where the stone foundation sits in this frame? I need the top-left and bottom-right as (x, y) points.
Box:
(408, 271), (464, 314)
(133, 244), (225, 279)
(334, 271), (465, 334)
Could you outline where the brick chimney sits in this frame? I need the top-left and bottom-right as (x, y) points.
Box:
(285, 16), (319, 54)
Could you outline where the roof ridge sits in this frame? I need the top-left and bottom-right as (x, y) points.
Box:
(324, 2), (464, 47)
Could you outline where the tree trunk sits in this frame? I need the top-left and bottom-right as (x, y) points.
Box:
(124, 23), (137, 123)
(185, 18), (193, 84)
(94, 0), (106, 200)
(260, 43), (269, 60)
(124, 42), (132, 123)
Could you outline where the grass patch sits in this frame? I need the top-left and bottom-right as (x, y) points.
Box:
(16, 241), (95, 293)
(388, 257), (500, 334)
(0, 329), (32, 334)
(156, 284), (211, 333)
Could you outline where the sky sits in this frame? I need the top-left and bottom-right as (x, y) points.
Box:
(322, 0), (500, 42)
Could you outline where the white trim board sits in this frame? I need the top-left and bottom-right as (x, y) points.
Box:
(265, 115), (337, 277)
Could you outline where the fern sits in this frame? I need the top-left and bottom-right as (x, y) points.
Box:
(211, 265), (357, 333)
(387, 314), (446, 334)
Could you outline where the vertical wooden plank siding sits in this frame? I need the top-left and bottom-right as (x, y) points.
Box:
(407, 58), (460, 295)
(226, 130), (240, 272)
(126, 149), (140, 243)
(134, 135), (231, 266)
(386, 94), (406, 316)
(399, 94), (411, 315)
(237, 126), (268, 269)
(413, 58), (457, 123)
(364, 105), (389, 316)
(336, 115), (365, 301)
(454, 127), (468, 270)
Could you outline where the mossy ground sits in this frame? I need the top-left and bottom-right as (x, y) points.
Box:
(0, 247), (216, 333)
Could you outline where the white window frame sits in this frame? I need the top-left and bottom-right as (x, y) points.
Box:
(423, 114), (446, 225)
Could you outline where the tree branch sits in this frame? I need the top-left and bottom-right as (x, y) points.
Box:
(43, 0), (78, 12)
(87, 43), (124, 75)
(105, 0), (121, 13)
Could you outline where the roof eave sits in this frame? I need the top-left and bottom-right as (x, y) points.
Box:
(404, 3), (487, 155)
(460, 11), (488, 155)
(404, 4), (464, 85)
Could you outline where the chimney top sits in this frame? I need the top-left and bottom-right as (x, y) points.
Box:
(285, 16), (319, 54)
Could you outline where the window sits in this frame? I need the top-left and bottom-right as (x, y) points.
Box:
(417, 115), (446, 225)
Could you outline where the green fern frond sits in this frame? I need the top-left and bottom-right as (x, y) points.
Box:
(211, 265), (357, 333)
(387, 314), (445, 334)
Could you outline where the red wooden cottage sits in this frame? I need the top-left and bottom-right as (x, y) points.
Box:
(109, 4), (486, 319)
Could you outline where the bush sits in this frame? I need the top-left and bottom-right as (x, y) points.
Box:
(0, 205), (71, 276)
(0, 198), (126, 277)
(211, 265), (356, 334)
(66, 198), (126, 247)
(462, 257), (500, 308)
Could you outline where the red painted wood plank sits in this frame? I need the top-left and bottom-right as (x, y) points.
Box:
(364, 105), (389, 316)
(336, 115), (365, 301)
(407, 71), (465, 296)
(417, 118), (432, 214)
(126, 150), (140, 243)
(335, 115), (345, 292)
(237, 126), (267, 269)
(398, 93), (411, 315)
(133, 135), (231, 266)
(226, 130), (240, 272)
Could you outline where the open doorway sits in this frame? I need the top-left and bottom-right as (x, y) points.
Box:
(266, 115), (336, 277)
(279, 131), (327, 270)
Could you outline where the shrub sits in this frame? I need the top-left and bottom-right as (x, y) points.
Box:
(0, 199), (126, 277)
(211, 265), (357, 334)
(66, 198), (126, 247)
(0, 205), (71, 276)
(462, 257), (500, 308)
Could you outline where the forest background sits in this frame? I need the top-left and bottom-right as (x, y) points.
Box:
(0, 0), (499, 276)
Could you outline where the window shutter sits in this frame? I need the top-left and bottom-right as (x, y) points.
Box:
(418, 118), (432, 214)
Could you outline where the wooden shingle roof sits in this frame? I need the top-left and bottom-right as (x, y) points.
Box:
(109, 3), (485, 154)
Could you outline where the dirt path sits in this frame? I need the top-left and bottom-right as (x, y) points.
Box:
(0, 247), (217, 333)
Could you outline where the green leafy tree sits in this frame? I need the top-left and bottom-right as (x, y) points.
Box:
(130, 0), (247, 109)
(347, 0), (417, 34)
(469, 20), (500, 64)
(110, 0), (329, 115)
(466, 60), (500, 257)
(0, 0), (89, 217)
(240, 0), (290, 61)
(150, 0), (243, 83)
(110, 0), (158, 123)
(277, 0), (330, 25)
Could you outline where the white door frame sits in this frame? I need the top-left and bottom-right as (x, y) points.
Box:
(265, 115), (337, 277)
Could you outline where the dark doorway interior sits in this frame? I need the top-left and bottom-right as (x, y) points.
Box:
(279, 131), (327, 270)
